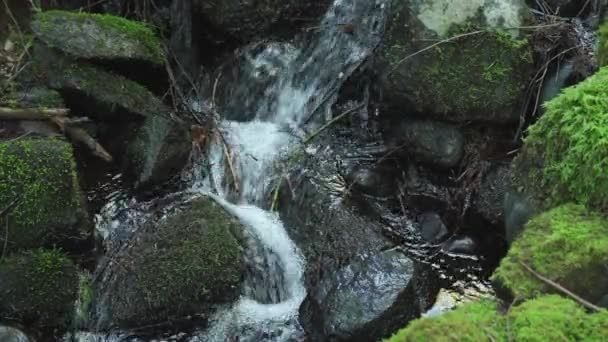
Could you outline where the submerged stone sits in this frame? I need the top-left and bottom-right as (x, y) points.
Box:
(493, 204), (608, 302)
(0, 138), (90, 251)
(31, 10), (164, 65)
(0, 249), (79, 329)
(94, 196), (244, 330)
(382, 0), (533, 123)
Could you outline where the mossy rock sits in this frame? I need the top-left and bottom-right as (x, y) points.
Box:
(126, 115), (191, 188)
(31, 10), (163, 65)
(385, 295), (607, 341)
(382, 0), (533, 123)
(512, 66), (608, 213)
(95, 196), (244, 329)
(0, 138), (90, 251)
(493, 204), (608, 302)
(33, 45), (168, 120)
(0, 87), (64, 109)
(0, 248), (79, 328)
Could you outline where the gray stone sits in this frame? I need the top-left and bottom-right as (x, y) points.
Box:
(418, 212), (448, 242)
(504, 191), (535, 244)
(441, 236), (477, 255)
(384, 118), (464, 168)
(302, 250), (427, 341)
(0, 326), (30, 342)
(474, 164), (511, 225)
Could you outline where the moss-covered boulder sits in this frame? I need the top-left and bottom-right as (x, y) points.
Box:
(31, 10), (163, 65)
(493, 204), (608, 302)
(381, 0), (533, 123)
(0, 249), (79, 329)
(94, 196), (244, 329)
(0, 138), (90, 251)
(385, 295), (608, 341)
(193, 0), (331, 41)
(126, 115), (191, 188)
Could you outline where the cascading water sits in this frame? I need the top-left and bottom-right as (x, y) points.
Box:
(71, 0), (390, 340)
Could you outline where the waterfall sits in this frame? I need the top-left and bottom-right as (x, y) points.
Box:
(70, 0), (390, 340)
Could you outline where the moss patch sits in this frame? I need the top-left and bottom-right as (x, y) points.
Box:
(598, 21), (608, 67)
(0, 87), (64, 109)
(513, 66), (608, 212)
(32, 10), (163, 65)
(492, 204), (608, 302)
(0, 248), (79, 328)
(0, 138), (89, 251)
(385, 295), (607, 341)
(103, 196), (244, 327)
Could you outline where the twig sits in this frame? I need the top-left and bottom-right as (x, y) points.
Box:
(304, 104), (364, 144)
(519, 261), (603, 312)
(51, 116), (113, 162)
(270, 177), (282, 211)
(387, 30), (486, 76)
(212, 72), (222, 109)
(0, 107), (69, 119)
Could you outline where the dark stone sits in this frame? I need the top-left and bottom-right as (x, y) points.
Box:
(418, 212), (448, 242)
(383, 118), (464, 168)
(504, 191), (535, 244)
(126, 115), (192, 188)
(301, 250), (430, 341)
(441, 236), (478, 255)
(597, 294), (608, 309)
(93, 196), (244, 331)
(345, 165), (398, 198)
(474, 164), (511, 225)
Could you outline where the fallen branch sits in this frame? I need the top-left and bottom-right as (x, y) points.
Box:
(304, 104), (364, 144)
(51, 116), (113, 162)
(519, 261), (603, 312)
(0, 107), (69, 119)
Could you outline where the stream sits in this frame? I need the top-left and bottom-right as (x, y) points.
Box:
(70, 0), (391, 340)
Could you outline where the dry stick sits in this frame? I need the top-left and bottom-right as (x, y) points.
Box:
(0, 107), (69, 119)
(387, 30), (485, 76)
(304, 104), (364, 144)
(519, 261), (603, 312)
(215, 130), (240, 195)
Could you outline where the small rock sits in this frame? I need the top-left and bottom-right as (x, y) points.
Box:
(346, 165), (397, 198)
(442, 236), (478, 255)
(418, 211), (448, 242)
(384, 118), (464, 168)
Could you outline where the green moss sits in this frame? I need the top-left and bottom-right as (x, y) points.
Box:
(107, 196), (244, 325)
(0, 138), (89, 251)
(493, 204), (608, 302)
(0, 88), (64, 109)
(385, 300), (505, 342)
(386, 296), (607, 342)
(74, 272), (93, 328)
(33, 10), (163, 64)
(597, 21), (608, 67)
(0, 248), (79, 328)
(513, 66), (608, 212)
(385, 20), (532, 121)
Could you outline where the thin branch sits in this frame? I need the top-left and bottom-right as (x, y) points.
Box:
(519, 261), (603, 312)
(304, 104), (364, 144)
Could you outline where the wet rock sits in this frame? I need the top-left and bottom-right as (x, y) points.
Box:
(273, 132), (438, 341)
(418, 212), (448, 242)
(31, 10), (164, 66)
(0, 249), (79, 329)
(345, 165), (398, 198)
(126, 115), (192, 188)
(504, 190), (535, 243)
(381, 0), (533, 123)
(474, 163), (511, 225)
(0, 326), (30, 342)
(193, 0), (331, 41)
(301, 250), (430, 341)
(384, 118), (464, 168)
(0, 138), (90, 251)
(94, 196), (244, 330)
(33, 45), (168, 120)
(441, 236), (477, 255)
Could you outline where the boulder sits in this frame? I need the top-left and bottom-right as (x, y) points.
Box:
(31, 10), (164, 65)
(381, 0), (533, 123)
(493, 204), (608, 303)
(126, 115), (192, 188)
(301, 250), (431, 341)
(0, 249), (79, 329)
(0, 138), (90, 251)
(273, 133), (438, 341)
(385, 295), (608, 341)
(383, 118), (464, 168)
(193, 0), (331, 41)
(93, 196), (244, 330)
